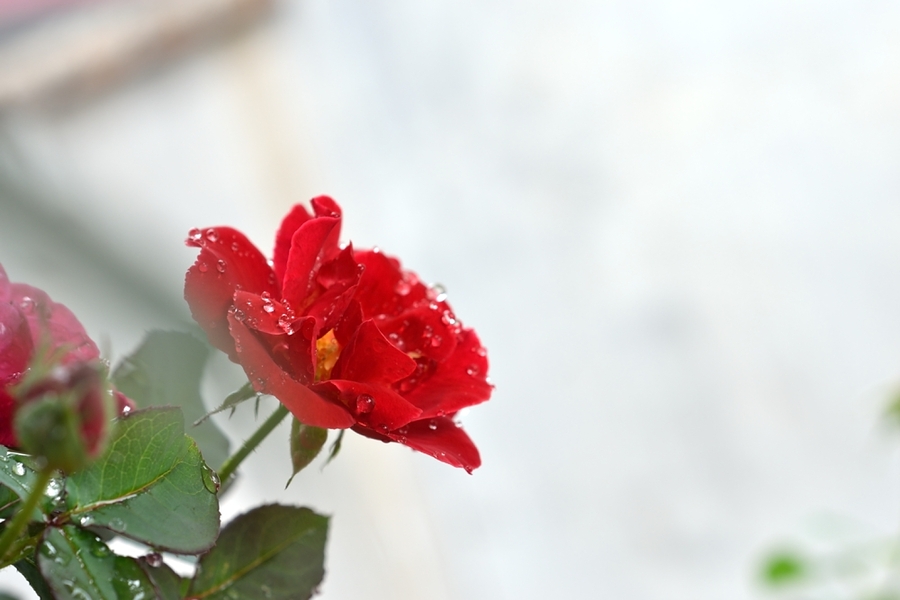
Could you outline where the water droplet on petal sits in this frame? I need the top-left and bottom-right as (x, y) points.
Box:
(205, 228), (219, 242)
(395, 280), (411, 296)
(466, 365), (479, 376)
(356, 394), (375, 415)
(231, 242), (240, 252)
(18, 296), (35, 313)
(476, 347), (487, 357)
(428, 420), (438, 431)
(441, 311), (457, 326)
(430, 335), (443, 348)
(216, 260), (227, 273)
(263, 303), (275, 313)
(197, 262), (209, 273)
(188, 228), (205, 245)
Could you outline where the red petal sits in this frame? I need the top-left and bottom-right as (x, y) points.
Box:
(305, 245), (363, 333)
(353, 250), (430, 319)
(388, 416), (482, 472)
(185, 227), (276, 360)
(310, 196), (343, 254)
(8, 284), (97, 364)
(333, 300), (363, 347)
(332, 320), (416, 385)
(281, 217), (340, 310)
(0, 386), (16, 447)
(273, 204), (313, 286)
(401, 328), (491, 419)
(313, 380), (421, 431)
(376, 300), (458, 362)
(0, 302), (33, 383)
(228, 313), (354, 428)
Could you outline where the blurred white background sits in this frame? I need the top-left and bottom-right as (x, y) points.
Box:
(2, 0), (900, 598)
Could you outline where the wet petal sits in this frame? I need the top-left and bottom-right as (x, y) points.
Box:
(0, 302), (33, 382)
(332, 320), (416, 385)
(401, 328), (491, 419)
(0, 387), (16, 447)
(273, 204), (313, 286)
(9, 284), (98, 364)
(228, 313), (353, 428)
(281, 217), (340, 309)
(185, 227), (276, 359)
(310, 196), (343, 254)
(389, 416), (481, 472)
(306, 245), (363, 333)
(376, 300), (458, 362)
(353, 250), (429, 319)
(333, 299), (363, 347)
(313, 380), (421, 431)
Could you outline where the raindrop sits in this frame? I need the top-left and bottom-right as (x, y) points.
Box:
(201, 466), (221, 493)
(18, 296), (35, 313)
(90, 543), (111, 558)
(231, 242), (240, 252)
(12, 462), (25, 476)
(378, 424), (389, 433)
(216, 260), (227, 273)
(145, 553), (163, 568)
(476, 347), (487, 357)
(45, 478), (63, 498)
(431, 283), (448, 302)
(441, 311), (457, 326)
(263, 304), (275, 314)
(233, 309), (246, 322)
(109, 518), (127, 531)
(422, 325), (433, 339)
(197, 262), (209, 273)
(466, 365), (479, 376)
(430, 335), (443, 348)
(205, 229), (219, 242)
(397, 426), (409, 435)
(78, 514), (95, 527)
(41, 542), (57, 557)
(428, 420), (438, 431)
(188, 228), (203, 243)
(394, 280), (411, 296)
(356, 395), (375, 415)
(121, 404), (132, 415)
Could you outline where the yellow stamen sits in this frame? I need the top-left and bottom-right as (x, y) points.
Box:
(315, 330), (341, 381)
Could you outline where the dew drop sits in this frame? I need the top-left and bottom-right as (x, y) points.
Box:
(109, 518), (126, 531)
(394, 280), (411, 296)
(188, 228), (203, 243)
(263, 304), (275, 314)
(397, 426), (409, 435)
(201, 466), (221, 493)
(45, 478), (63, 498)
(356, 394), (375, 415)
(430, 335), (443, 348)
(231, 242), (240, 252)
(78, 514), (95, 527)
(12, 462), (25, 476)
(90, 543), (111, 558)
(145, 552), (163, 568)
(197, 262), (209, 273)
(378, 424), (389, 433)
(216, 260), (227, 273)
(422, 325), (433, 339)
(466, 365), (479, 376)
(18, 296), (35, 313)
(476, 347), (487, 357)
(431, 283), (448, 302)
(205, 228), (219, 242)
(441, 311), (457, 326)
(41, 542), (57, 557)
(428, 420), (438, 431)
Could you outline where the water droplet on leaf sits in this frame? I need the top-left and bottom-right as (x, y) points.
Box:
(145, 552), (163, 568)
(12, 462), (25, 476)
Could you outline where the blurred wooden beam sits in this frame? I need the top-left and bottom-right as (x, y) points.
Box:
(0, 0), (273, 112)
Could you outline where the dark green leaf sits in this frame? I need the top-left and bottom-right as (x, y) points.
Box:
(0, 593), (20, 600)
(0, 448), (48, 519)
(287, 419), (327, 488)
(186, 504), (328, 600)
(0, 484), (21, 518)
(762, 551), (806, 585)
(37, 526), (157, 600)
(112, 330), (230, 469)
(194, 382), (257, 426)
(137, 555), (188, 600)
(324, 430), (345, 467)
(67, 407), (220, 554)
(14, 558), (54, 600)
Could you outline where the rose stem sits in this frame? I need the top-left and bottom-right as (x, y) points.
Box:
(216, 404), (290, 485)
(0, 468), (52, 562)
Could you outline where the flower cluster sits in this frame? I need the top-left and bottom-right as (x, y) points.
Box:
(185, 197), (491, 471)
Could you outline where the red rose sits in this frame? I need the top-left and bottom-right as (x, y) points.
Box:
(0, 263), (128, 457)
(185, 197), (492, 471)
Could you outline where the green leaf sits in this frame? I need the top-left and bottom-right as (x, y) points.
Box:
(37, 526), (157, 600)
(186, 505), (328, 600)
(112, 330), (230, 469)
(761, 550), (806, 585)
(0, 484), (21, 518)
(194, 382), (257, 426)
(287, 419), (327, 487)
(0, 448), (50, 519)
(324, 430), (345, 467)
(67, 407), (220, 554)
(137, 555), (188, 600)
(14, 558), (55, 600)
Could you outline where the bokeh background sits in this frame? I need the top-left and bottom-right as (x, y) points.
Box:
(2, 1), (900, 598)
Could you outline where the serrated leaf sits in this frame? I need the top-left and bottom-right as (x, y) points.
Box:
(137, 555), (187, 600)
(287, 419), (327, 487)
(66, 407), (220, 554)
(194, 382), (257, 426)
(186, 504), (328, 600)
(37, 526), (157, 600)
(113, 330), (230, 469)
(14, 558), (54, 600)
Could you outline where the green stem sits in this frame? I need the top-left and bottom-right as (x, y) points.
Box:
(217, 404), (290, 484)
(0, 468), (52, 563)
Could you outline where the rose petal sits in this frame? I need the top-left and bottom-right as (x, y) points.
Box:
(9, 284), (98, 364)
(401, 328), (491, 419)
(313, 380), (421, 431)
(0, 387), (16, 447)
(185, 227), (276, 359)
(332, 320), (416, 385)
(306, 245), (363, 333)
(376, 300), (458, 362)
(0, 302), (32, 383)
(310, 196), (343, 254)
(353, 250), (430, 319)
(281, 217), (340, 309)
(387, 416), (482, 472)
(0, 263), (10, 302)
(273, 204), (313, 286)
(228, 313), (354, 428)
(333, 299), (363, 347)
